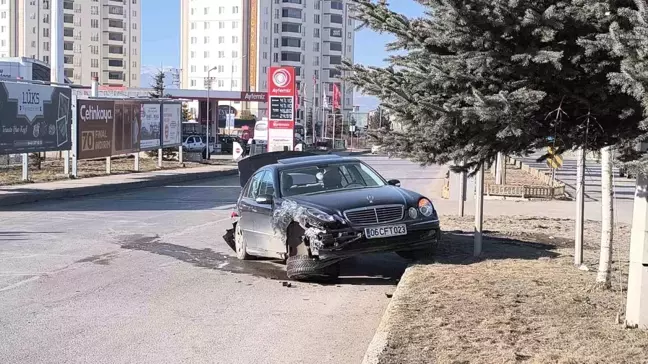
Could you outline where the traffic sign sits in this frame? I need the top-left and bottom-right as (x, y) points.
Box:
(233, 142), (244, 160)
(546, 147), (563, 169)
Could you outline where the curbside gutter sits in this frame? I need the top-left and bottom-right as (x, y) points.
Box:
(0, 168), (238, 208)
(361, 265), (417, 364)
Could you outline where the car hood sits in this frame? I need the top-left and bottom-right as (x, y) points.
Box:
(285, 185), (423, 215)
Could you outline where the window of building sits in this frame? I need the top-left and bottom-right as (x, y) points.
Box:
(232, 21), (239, 28)
(218, 36), (224, 43)
(331, 1), (343, 10)
(330, 14), (343, 24)
(218, 6), (224, 14)
(191, 65), (196, 72)
(281, 52), (300, 62)
(330, 42), (341, 51)
(282, 8), (301, 19)
(204, 22), (210, 29)
(282, 22), (300, 33)
(204, 7), (208, 14)
(232, 50), (238, 58)
(233, 6), (239, 14)
(191, 79), (196, 86)
(204, 51), (209, 57)
(232, 36), (238, 43)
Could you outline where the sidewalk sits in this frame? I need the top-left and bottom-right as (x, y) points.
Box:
(0, 164), (237, 207)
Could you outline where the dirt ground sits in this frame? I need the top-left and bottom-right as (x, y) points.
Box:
(379, 215), (648, 364)
(487, 163), (549, 186)
(0, 155), (236, 185)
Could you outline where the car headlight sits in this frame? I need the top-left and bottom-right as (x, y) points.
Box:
(418, 198), (435, 217)
(306, 207), (335, 222)
(408, 207), (418, 219)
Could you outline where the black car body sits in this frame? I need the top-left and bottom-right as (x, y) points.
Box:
(223, 151), (441, 280)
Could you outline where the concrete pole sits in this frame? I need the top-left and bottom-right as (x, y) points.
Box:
(157, 148), (163, 168)
(21, 153), (29, 181)
(575, 147), (585, 266)
(71, 96), (78, 178)
(474, 164), (485, 256)
(625, 173), (648, 329)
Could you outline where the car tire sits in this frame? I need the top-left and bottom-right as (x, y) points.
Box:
(285, 223), (339, 281)
(287, 255), (340, 281)
(234, 221), (251, 260)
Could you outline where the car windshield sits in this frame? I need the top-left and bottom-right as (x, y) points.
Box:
(280, 162), (386, 197)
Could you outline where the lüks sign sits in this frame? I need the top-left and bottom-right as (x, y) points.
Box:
(0, 82), (71, 154)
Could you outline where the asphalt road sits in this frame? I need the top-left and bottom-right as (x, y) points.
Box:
(0, 156), (445, 364)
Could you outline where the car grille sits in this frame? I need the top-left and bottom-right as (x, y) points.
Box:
(344, 205), (404, 225)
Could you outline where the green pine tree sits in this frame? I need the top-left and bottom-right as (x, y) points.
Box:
(150, 69), (171, 98)
(181, 103), (192, 121)
(342, 0), (644, 172)
(581, 0), (648, 172)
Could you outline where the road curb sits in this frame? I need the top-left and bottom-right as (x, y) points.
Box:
(0, 168), (238, 208)
(361, 265), (416, 364)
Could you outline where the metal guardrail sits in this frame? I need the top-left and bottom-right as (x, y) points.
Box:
(485, 156), (566, 199)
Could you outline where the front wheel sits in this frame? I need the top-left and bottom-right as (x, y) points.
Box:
(285, 223), (339, 281)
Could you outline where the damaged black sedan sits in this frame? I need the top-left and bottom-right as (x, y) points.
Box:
(223, 152), (441, 281)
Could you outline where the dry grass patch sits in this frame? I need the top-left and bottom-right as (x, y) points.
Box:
(378, 215), (647, 364)
(0, 156), (235, 186)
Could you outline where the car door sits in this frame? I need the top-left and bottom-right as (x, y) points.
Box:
(238, 170), (264, 241)
(251, 170), (284, 256)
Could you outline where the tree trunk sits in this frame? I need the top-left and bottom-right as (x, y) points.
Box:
(597, 146), (614, 288)
(495, 152), (506, 184)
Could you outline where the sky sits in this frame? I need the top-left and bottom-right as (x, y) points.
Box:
(140, 0), (425, 110)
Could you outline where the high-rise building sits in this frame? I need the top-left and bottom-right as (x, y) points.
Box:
(180, 0), (355, 124)
(0, 0), (141, 87)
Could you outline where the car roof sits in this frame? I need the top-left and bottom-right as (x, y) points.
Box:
(272, 155), (361, 171)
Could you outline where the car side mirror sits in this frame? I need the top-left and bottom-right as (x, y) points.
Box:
(255, 195), (274, 205)
(387, 179), (401, 187)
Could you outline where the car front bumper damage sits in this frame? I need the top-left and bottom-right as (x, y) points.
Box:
(313, 220), (441, 260)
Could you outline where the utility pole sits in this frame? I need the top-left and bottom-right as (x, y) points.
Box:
(52, 0), (66, 174)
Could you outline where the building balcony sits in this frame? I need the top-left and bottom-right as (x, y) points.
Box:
(322, 28), (343, 43)
(103, 70), (125, 82)
(323, 1), (345, 14)
(104, 45), (124, 56)
(103, 5), (125, 19)
(103, 32), (125, 45)
(103, 59), (125, 71)
(103, 19), (126, 31)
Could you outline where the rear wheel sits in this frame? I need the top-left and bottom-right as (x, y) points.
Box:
(234, 221), (251, 260)
(285, 223), (339, 281)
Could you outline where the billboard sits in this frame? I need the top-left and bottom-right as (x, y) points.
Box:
(77, 99), (115, 159)
(140, 103), (161, 150)
(162, 103), (181, 147)
(267, 66), (295, 152)
(0, 82), (71, 154)
(112, 100), (140, 155)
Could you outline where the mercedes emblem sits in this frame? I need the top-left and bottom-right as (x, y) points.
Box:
(366, 195), (374, 204)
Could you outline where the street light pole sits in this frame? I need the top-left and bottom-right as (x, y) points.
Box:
(206, 66), (217, 160)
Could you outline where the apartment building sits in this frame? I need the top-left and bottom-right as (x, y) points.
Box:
(180, 0), (355, 123)
(0, 0), (141, 87)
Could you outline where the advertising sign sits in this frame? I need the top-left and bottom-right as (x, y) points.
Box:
(112, 100), (140, 155)
(77, 99), (115, 159)
(267, 66), (295, 152)
(0, 82), (72, 154)
(140, 103), (161, 150)
(161, 103), (181, 147)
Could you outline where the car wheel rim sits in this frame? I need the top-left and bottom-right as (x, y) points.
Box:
(235, 225), (243, 254)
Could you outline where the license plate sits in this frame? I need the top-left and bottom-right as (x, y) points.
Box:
(364, 224), (407, 239)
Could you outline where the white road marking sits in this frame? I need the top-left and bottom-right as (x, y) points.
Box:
(0, 276), (41, 292)
(164, 185), (240, 188)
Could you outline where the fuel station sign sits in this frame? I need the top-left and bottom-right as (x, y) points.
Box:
(267, 66), (295, 152)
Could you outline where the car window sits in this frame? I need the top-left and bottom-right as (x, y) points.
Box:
(244, 171), (264, 199)
(258, 170), (276, 197)
(280, 162), (386, 197)
(186, 137), (194, 143)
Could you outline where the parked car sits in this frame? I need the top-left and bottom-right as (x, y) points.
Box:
(223, 152), (441, 281)
(182, 135), (215, 158)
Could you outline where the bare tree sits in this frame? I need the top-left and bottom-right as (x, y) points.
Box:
(596, 145), (614, 287)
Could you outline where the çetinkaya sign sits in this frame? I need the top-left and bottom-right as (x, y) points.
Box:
(0, 82), (72, 154)
(77, 99), (115, 159)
